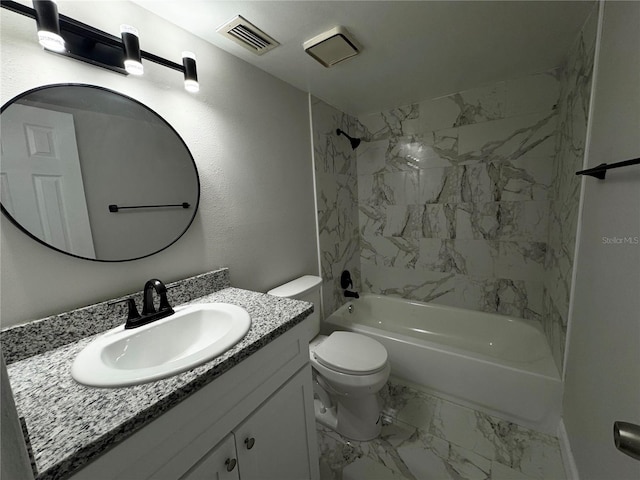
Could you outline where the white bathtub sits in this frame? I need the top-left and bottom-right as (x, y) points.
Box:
(324, 294), (562, 434)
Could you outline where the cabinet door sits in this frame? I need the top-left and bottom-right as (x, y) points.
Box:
(180, 433), (239, 480)
(234, 367), (318, 480)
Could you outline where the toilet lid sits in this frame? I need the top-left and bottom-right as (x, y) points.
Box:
(313, 332), (388, 375)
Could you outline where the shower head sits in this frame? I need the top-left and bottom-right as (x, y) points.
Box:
(336, 128), (361, 150)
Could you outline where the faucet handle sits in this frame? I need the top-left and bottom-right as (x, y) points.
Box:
(340, 270), (353, 289)
(108, 298), (141, 322)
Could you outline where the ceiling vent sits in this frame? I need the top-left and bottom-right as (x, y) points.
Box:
(303, 26), (361, 68)
(216, 15), (279, 55)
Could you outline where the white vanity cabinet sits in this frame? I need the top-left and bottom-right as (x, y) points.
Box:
(71, 320), (319, 480)
(182, 434), (239, 480)
(182, 367), (314, 480)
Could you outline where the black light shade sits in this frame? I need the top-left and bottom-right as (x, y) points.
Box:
(182, 51), (199, 93)
(32, 0), (65, 52)
(120, 24), (143, 75)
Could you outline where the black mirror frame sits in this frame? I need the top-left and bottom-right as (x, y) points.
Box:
(0, 83), (201, 263)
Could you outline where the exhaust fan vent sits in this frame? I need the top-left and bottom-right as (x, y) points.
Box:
(217, 15), (279, 55)
(303, 26), (361, 68)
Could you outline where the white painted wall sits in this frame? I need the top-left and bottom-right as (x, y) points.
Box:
(562, 2), (640, 478)
(0, 1), (318, 327)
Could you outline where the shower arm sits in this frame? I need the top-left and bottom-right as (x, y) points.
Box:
(336, 129), (361, 150)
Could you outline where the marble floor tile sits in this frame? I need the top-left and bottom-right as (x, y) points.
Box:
(425, 391), (565, 479)
(318, 422), (494, 480)
(341, 457), (408, 480)
(318, 422), (416, 480)
(429, 400), (499, 461)
(490, 461), (538, 480)
(380, 383), (439, 431)
(395, 429), (492, 480)
(317, 381), (566, 480)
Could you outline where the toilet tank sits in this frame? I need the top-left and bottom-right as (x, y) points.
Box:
(267, 275), (322, 341)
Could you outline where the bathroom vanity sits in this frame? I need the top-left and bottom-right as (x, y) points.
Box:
(2, 269), (320, 480)
(71, 316), (317, 480)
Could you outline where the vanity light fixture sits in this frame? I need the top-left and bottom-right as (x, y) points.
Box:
(0, 0), (200, 92)
(182, 51), (199, 93)
(32, 0), (65, 53)
(120, 24), (144, 76)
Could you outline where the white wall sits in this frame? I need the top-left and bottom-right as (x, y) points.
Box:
(0, 1), (318, 327)
(562, 2), (640, 479)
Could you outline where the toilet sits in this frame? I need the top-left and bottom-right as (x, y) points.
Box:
(267, 276), (391, 441)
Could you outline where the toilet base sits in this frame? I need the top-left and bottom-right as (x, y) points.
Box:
(314, 394), (382, 441)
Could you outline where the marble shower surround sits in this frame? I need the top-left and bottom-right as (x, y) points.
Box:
(542, 6), (598, 374)
(312, 96), (362, 317)
(354, 71), (562, 321)
(311, 18), (595, 376)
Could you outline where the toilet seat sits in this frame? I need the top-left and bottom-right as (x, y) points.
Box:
(313, 331), (388, 375)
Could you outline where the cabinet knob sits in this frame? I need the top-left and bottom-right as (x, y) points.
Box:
(244, 437), (255, 450)
(225, 458), (237, 472)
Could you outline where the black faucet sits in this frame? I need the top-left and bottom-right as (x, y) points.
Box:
(142, 279), (174, 317)
(110, 279), (175, 329)
(340, 270), (360, 299)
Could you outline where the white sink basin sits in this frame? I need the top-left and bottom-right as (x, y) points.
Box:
(71, 303), (251, 387)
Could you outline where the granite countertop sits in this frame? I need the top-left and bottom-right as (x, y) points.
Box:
(5, 287), (313, 480)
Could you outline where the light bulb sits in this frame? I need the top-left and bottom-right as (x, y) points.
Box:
(182, 51), (199, 93)
(184, 79), (200, 93)
(124, 59), (144, 76)
(38, 30), (65, 52)
(120, 24), (144, 76)
(33, 0), (65, 52)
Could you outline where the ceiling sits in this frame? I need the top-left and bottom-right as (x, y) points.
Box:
(132, 1), (595, 116)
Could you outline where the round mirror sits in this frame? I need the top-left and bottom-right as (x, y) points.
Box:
(1, 84), (200, 262)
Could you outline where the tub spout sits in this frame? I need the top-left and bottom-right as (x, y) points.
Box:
(344, 290), (359, 299)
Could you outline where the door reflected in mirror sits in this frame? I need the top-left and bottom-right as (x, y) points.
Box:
(1, 84), (200, 262)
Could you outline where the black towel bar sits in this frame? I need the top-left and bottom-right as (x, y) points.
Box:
(108, 203), (190, 212)
(575, 157), (640, 180)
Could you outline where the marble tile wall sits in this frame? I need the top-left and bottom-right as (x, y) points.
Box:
(311, 97), (362, 317)
(542, 7), (598, 373)
(311, 12), (597, 370)
(354, 71), (562, 321)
